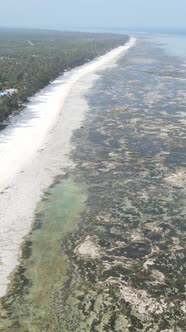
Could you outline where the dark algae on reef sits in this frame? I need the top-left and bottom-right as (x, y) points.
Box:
(0, 37), (186, 331)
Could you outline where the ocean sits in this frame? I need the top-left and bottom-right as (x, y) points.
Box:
(0, 33), (185, 331)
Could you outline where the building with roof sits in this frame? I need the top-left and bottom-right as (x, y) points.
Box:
(0, 89), (18, 97)
(0, 91), (9, 97)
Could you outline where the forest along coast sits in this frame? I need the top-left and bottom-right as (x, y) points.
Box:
(0, 33), (134, 303)
(0, 36), (185, 331)
(0, 29), (129, 123)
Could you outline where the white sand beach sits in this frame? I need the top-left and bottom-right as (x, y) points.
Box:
(0, 37), (136, 297)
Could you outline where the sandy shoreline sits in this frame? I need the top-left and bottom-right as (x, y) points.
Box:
(0, 37), (136, 298)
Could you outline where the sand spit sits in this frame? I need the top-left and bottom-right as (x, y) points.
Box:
(0, 38), (136, 297)
(75, 236), (101, 259)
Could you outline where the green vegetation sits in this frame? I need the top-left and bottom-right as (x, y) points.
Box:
(0, 94), (18, 121)
(0, 28), (129, 122)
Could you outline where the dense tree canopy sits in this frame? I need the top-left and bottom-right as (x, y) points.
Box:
(0, 29), (129, 122)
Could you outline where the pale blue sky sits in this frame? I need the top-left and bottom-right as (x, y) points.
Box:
(1, 0), (186, 30)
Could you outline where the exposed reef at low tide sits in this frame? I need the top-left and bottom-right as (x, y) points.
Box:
(0, 38), (186, 331)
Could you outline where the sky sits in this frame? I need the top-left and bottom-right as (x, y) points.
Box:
(1, 0), (186, 31)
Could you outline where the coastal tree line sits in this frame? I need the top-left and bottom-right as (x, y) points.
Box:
(0, 29), (129, 122)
